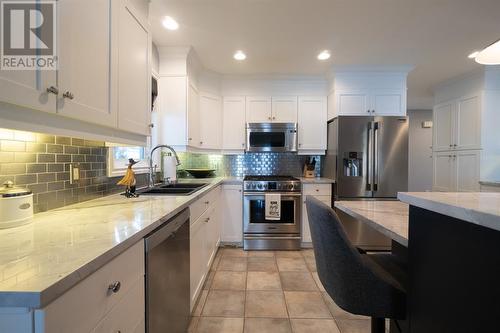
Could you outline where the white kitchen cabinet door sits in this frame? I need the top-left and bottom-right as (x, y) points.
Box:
(246, 96), (272, 123)
(115, 0), (150, 135)
(187, 83), (200, 148)
(221, 185), (243, 243)
(190, 216), (206, 309)
(371, 90), (405, 116)
(433, 101), (454, 151)
(272, 96), (298, 122)
(432, 152), (454, 192)
(57, 0), (115, 127)
(335, 91), (370, 116)
(302, 194), (331, 243)
(297, 96), (327, 151)
(455, 95), (481, 150)
(199, 93), (222, 149)
(455, 150), (480, 192)
(222, 97), (246, 151)
(0, 68), (56, 114)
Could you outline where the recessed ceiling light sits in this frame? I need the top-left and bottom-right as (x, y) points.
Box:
(162, 16), (179, 31)
(317, 50), (331, 60)
(234, 50), (246, 61)
(468, 51), (480, 59)
(475, 39), (500, 65)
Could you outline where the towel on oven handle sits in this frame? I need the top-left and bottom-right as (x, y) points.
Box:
(265, 193), (281, 220)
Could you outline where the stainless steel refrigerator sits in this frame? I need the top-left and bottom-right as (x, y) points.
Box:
(323, 116), (409, 250)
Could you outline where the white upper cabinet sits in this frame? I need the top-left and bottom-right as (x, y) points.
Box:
(57, 0), (116, 127)
(271, 96), (298, 122)
(433, 101), (454, 151)
(332, 71), (408, 118)
(222, 97), (246, 151)
(432, 95), (481, 152)
(187, 83), (200, 148)
(199, 92), (222, 149)
(246, 96), (272, 122)
(114, 0), (151, 135)
(297, 96), (327, 153)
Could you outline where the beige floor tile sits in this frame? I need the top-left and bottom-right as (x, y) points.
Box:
(284, 291), (332, 319)
(203, 270), (216, 290)
(244, 318), (292, 333)
(212, 271), (247, 290)
(311, 272), (326, 291)
(217, 256), (248, 271)
(193, 290), (209, 316)
(280, 272), (318, 291)
(202, 290), (245, 317)
(245, 291), (288, 318)
(221, 247), (248, 257)
(247, 257), (278, 272)
(247, 271), (282, 290)
(248, 250), (275, 257)
(196, 317), (244, 333)
(335, 319), (371, 333)
(277, 257), (309, 272)
(321, 292), (368, 320)
(304, 256), (317, 272)
(301, 249), (315, 259)
(275, 250), (304, 258)
(188, 316), (199, 333)
(290, 319), (341, 333)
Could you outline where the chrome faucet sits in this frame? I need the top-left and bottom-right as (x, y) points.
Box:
(149, 145), (181, 187)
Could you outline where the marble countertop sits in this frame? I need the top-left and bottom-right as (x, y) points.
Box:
(334, 200), (409, 246)
(0, 178), (224, 308)
(298, 177), (335, 184)
(398, 192), (500, 232)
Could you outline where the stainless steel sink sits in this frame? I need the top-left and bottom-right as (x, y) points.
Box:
(137, 183), (209, 196)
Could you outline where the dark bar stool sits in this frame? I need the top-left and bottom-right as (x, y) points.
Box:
(306, 196), (407, 333)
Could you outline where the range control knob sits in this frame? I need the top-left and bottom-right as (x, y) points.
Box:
(257, 183), (263, 189)
(251, 183), (257, 189)
(288, 184), (294, 190)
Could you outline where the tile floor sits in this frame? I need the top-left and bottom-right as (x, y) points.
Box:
(189, 247), (385, 333)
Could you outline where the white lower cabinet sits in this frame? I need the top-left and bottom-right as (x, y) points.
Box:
(432, 150), (480, 192)
(34, 241), (145, 333)
(189, 186), (222, 310)
(301, 184), (332, 243)
(221, 185), (243, 243)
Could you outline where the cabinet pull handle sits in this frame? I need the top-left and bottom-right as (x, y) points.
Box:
(108, 281), (121, 294)
(46, 86), (59, 95)
(204, 201), (210, 204)
(62, 91), (74, 100)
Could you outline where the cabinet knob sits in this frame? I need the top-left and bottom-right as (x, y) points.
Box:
(298, 143), (302, 147)
(149, 123), (154, 128)
(241, 143), (245, 147)
(200, 141), (203, 145)
(272, 117), (276, 120)
(46, 86), (59, 95)
(204, 200), (210, 205)
(108, 281), (121, 294)
(204, 217), (210, 223)
(367, 110), (370, 113)
(268, 117), (272, 120)
(62, 91), (74, 100)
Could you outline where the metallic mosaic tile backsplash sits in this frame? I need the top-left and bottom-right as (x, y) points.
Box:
(179, 152), (321, 178)
(0, 129), (148, 213)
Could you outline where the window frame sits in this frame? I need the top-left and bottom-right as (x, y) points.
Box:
(107, 146), (149, 177)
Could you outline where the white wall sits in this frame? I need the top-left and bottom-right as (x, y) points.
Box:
(408, 110), (433, 191)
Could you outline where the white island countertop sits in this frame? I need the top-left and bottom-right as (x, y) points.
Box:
(0, 178), (225, 308)
(334, 200), (409, 246)
(398, 192), (500, 232)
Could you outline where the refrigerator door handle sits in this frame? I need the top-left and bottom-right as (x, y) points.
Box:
(367, 122), (373, 191)
(373, 122), (379, 191)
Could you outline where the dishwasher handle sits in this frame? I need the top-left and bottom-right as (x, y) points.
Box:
(145, 208), (190, 252)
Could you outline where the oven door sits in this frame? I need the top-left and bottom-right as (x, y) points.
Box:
(246, 123), (297, 152)
(243, 192), (301, 234)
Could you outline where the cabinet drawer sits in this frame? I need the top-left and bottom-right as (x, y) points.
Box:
(93, 276), (145, 333)
(35, 241), (144, 333)
(303, 184), (332, 196)
(190, 185), (221, 224)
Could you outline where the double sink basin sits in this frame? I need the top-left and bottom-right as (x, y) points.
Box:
(137, 182), (209, 196)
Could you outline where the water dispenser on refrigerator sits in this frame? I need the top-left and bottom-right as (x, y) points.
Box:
(343, 152), (362, 177)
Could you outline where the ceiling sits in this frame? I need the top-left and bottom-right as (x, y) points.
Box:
(149, 0), (500, 109)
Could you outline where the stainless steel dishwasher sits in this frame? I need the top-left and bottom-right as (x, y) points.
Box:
(145, 208), (190, 333)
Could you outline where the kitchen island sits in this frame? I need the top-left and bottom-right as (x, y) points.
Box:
(336, 193), (500, 333)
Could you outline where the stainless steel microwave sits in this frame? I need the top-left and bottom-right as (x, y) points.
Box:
(246, 123), (297, 153)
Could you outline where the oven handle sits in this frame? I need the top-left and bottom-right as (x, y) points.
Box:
(244, 236), (302, 240)
(243, 192), (302, 197)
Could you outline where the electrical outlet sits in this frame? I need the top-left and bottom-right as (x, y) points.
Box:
(69, 164), (80, 184)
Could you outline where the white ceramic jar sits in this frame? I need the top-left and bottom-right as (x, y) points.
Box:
(0, 181), (34, 229)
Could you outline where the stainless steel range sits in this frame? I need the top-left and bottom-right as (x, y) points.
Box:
(243, 176), (301, 250)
